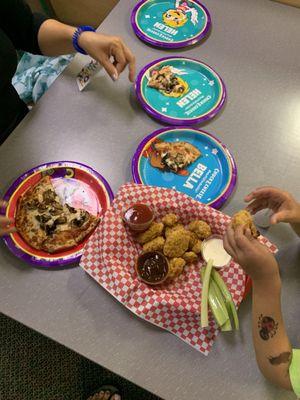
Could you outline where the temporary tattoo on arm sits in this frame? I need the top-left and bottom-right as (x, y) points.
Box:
(268, 352), (291, 366)
(258, 314), (279, 341)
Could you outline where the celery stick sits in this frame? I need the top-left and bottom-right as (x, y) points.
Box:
(212, 269), (239, 330)
(210, 279), (230, 326)
(200, 259), (214, 328)
(221, 318), (232, 331)
(201, 268), (229, 327)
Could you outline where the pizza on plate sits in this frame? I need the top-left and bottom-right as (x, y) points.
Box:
(147, 66), (189, 98)
(15, 176), (99, 253)
(150, 141), (201, 173)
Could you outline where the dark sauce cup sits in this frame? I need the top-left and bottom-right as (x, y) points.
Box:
(135, 251), (169, 286)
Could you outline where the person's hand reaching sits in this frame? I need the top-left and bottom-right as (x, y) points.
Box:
(0, 200), (15, 237)
(245, 186), (300, 225)
(78, 32), (136, 82)
(223, 225), (279, 283)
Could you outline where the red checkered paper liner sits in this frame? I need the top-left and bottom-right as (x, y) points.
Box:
(80, 183), (277, 355)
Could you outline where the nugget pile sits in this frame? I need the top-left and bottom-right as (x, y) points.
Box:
(135, 213), (212, 280)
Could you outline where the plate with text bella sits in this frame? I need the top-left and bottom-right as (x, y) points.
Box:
(135, 57), (226, 125)
(131, 127), (237, 209)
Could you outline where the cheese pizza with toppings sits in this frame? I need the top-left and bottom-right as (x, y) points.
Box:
(15, 176), (99, 253)
(147, 66), (189, 98)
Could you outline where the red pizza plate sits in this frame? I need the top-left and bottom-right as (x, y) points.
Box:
(0, 161), (114, 267)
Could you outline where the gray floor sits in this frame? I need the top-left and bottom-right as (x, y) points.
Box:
(0, 313), (161, 400)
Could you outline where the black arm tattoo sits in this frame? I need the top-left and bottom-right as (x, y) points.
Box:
(258, 314), (278, 341)
(268, 352), (291, 366)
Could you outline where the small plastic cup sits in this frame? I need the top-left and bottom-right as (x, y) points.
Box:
(135, 251), (169, 285)
(201, 234), (232, 269)
(123, 203), (154, 232)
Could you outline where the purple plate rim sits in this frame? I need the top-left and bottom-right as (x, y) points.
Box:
(0, 161), (114, 268)
(131, 126), (237, 209)
(131, 0), (212, 49)
(135, 56), (227, 125)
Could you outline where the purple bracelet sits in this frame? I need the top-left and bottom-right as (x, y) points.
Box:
(72, 25), (95, 55)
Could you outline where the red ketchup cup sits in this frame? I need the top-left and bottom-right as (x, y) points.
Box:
(135, 251), (169, 286)
(123, 203), (154, 232)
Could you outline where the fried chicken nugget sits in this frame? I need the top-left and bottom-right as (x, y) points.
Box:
(188, 232), (198, 249)
(163, 230), (190, 258)
(192, 240), (202, 254)
(165, 223), (185, 238)
(188, 220), (211, 240)
(162, 213), (179, 227)
(143, 236), (165, 252)
(168, 257), (186, 279)
(232, 210), (259, 238)
(136, 222), (164, 244)
(182, 251), (198, 264)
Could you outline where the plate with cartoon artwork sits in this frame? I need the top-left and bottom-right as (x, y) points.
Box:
(135, 57), (226, 125)
(132, 127), (237, 208)
(131, 0), (211, 48)
(0, 161), (114, 267)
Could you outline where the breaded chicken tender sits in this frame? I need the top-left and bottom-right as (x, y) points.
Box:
(183, 251), (198, 264)
(136, 222), (164, 244)
(192, 240), (202, 254)
(162, 213), (178, 227)
(142, 236), (165, 252)
(165, 223), (185, 238)
(168, 257), (186, 279)
(188, 231), (198, 249)
(188, 220), (211, 240)
(163, 230), (190, 258)
(232, 210), (259, 238)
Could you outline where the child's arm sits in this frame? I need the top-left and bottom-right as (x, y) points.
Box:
(224, 226), (292, 390)
(252, 275), (292, 389)
(0, 200), (16, 237)
(245, 187), (300, 237)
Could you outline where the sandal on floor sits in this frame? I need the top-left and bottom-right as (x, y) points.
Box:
(87, 385), (122, 400)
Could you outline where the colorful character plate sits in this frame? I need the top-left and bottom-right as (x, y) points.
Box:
(132, 127), (237, 209)
(135, 57), (226, 125)
(131, 0), (211, 48)
(0, 161), (114, 267)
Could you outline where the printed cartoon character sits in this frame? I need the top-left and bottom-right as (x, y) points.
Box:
(258, 314), (278, 341)
(163, 0), (199, 28)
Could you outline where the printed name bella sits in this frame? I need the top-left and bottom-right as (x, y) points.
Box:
(183, 163), (220, 200)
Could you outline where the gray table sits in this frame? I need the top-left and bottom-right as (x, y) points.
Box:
(1, 0), (300, 399)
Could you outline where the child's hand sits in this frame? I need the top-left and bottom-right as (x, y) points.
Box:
(0, 200), (15, 237)
(223, 225), (279, 283)
(245, 186), (300, 225)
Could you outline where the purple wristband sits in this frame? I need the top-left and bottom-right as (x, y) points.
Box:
(72, 25), (95, 55)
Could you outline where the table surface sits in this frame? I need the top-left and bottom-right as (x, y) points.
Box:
(1, 0), (300, 399)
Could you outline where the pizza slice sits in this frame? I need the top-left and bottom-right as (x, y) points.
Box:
(15, 176), (100, 253)
(148, 66), (189, 98)
(152, 141), (201, 173)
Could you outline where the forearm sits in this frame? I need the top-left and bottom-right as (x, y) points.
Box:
(252, 276), (292, 390)
(37, 19), (76, 56)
